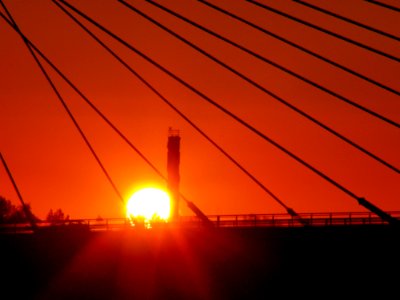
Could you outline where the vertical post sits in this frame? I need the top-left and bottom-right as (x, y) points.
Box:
(167, 128), (181, 221)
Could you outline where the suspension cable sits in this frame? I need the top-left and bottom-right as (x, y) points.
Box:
(0, 152), (37, 230)
(294, 0), (399, 41)
(365, 0), (400, 13)
(0, 9), (211, 222)
(52, 0), (300, 217)
(0, 1), (124, 204)
(55, 0), (384, 209)
(247, 0), (400, 62)
(198, 0), (400, 98)
(119, 0), (399, 174)
(145, 0), (400, 129)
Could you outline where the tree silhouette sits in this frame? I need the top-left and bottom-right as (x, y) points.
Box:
(0, 196), (39, 223)
(0, 196), (15, 223)
(46, 208), (69, 225)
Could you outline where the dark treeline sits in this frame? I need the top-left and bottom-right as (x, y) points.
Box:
(0, 195), (38, 223)
(0, 195), (68, 224)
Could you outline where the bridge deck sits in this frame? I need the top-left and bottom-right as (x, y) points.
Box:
(1, 211), (399, 234)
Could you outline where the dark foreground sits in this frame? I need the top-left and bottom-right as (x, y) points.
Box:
(1, 224), (399, 299)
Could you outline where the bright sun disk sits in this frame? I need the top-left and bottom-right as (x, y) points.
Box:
(126, 187), (171, 226)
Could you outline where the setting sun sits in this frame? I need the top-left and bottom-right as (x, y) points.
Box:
(126, 187), (171, 227)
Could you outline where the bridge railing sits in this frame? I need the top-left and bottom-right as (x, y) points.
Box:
(0, 211), (399, 233)
(182, 211), (400, 228)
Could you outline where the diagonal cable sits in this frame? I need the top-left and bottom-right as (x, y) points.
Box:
(0, 152), (38, 230)
(247, 0), (400, 62)
(198, 0), (400, 97)
(54, 0), (392, 214)
(119, 0), (399, 174)
(365, 0), (400, 13)
(146, 0), (400, 129)
(0, 0), (125, 204)
(0, 8), (211, 222)
(294, 0), (400, 41)
(52, 0), (301, 218)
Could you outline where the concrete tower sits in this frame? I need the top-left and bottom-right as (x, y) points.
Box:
(167, 127), (181, 221)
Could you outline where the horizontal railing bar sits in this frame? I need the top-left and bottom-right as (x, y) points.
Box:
(1, 211), (399, 233)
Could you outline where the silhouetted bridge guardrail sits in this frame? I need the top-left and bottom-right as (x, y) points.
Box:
(1, 211), (399, 234)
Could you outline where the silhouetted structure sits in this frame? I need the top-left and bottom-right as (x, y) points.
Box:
(167, 128), (181, 221)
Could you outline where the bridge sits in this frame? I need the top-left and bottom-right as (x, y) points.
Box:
(1, 210), (400, 234)
(0, 2), (399, 298)
(1, 0), (399, 223)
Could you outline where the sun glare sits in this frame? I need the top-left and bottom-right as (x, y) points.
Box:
(126, 187), (171, 228)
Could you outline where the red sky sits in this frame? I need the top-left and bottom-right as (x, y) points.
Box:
(1, 0), (399, 219)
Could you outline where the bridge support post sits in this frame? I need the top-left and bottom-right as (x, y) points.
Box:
(167, 128), (181, 221)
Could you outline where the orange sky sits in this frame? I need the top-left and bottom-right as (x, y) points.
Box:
(1, 0), (399, 219)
